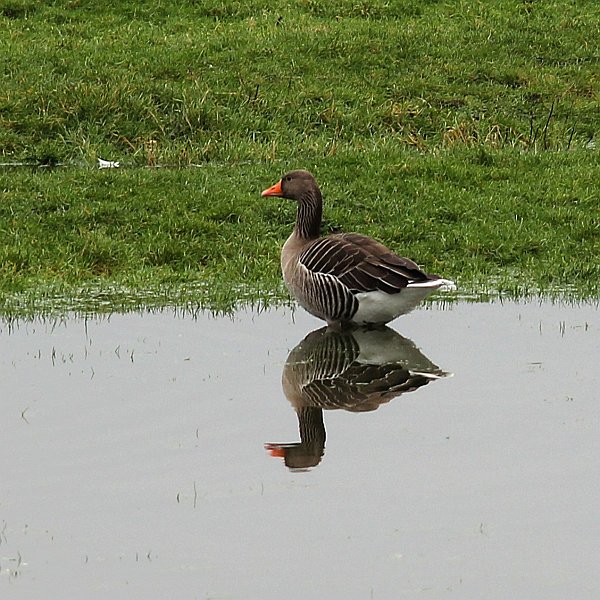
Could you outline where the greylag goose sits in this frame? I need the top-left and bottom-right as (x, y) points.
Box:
(262, 170), (454, 327)
(265, 326), (449, 470)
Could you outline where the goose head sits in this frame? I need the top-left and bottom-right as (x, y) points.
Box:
(261, 170), (320, 201)
(262, 170), (323, 240)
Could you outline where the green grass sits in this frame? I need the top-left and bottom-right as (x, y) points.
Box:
(1, 1), (599, 314)
(2, 0), (598, 164)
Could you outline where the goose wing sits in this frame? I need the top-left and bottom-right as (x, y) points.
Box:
(298, 233), (431, 294)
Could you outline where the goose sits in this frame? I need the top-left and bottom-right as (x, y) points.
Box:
(262, 170), (454, 327)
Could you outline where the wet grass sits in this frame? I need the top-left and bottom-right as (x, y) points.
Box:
(1, 1), (599, 314)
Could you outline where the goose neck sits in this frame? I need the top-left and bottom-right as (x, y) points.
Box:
(294, 190), (322, 240)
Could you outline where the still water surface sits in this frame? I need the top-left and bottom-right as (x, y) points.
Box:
(1, 301), (598, 599)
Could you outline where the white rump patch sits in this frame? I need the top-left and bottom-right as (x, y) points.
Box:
(407, 278), (456, 291)
(352, 278), (455, 325)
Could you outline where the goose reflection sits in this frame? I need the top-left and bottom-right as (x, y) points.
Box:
(265, 326), (449, 471)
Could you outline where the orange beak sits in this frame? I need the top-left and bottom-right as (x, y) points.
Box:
(268, 447), (286, 458)
(261, 180), (283, 197)
(264, 443), (286, 458)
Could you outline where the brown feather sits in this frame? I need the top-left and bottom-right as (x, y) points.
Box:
(299, 232), (431, 294)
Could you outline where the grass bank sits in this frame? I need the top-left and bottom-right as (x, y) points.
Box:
(1, 1), (599, 313)
(2, 147), (598, 314)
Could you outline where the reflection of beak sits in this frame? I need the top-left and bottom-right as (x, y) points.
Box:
(261, 180), (283, 197)
(264, 443), (286, 458)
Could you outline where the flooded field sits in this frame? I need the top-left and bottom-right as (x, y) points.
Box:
(1, 300), (598, 599)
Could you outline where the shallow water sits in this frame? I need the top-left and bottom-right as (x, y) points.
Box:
(1, 301), (598, 599)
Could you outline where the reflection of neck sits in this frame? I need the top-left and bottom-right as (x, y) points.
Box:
(297, 406), (326, 447)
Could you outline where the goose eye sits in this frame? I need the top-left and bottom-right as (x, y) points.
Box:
(285, 176), (292, 182)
